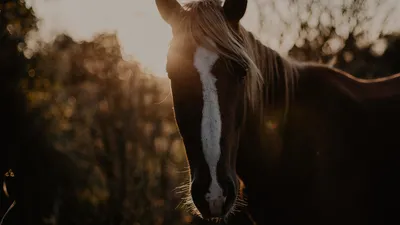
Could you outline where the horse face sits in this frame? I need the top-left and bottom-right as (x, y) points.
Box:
(156, 0), (248, 219)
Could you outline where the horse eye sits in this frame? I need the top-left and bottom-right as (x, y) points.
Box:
(238, 63), (248, 81)
(228, 60), (248, 81)
(240, 73), (246, 81)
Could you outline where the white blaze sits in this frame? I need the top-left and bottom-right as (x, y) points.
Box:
(193, 45), (226, 215)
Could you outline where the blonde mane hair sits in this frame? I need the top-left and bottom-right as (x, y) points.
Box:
(180, 0), (299, 120)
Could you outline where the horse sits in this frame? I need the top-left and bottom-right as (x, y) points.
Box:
(154, 0), (400, 224)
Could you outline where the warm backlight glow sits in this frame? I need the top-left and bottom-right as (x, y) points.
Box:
(26, 0), (174, 76)
(24, 0), (261, 77)
(24, 0), (400, 77)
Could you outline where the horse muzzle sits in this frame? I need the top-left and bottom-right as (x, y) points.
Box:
(191, 175), (238, 219)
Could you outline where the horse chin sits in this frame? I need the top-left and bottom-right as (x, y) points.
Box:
(205, 217), (225, 223)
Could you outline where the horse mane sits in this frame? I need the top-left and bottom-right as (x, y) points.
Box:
(181, 0), (299, 120)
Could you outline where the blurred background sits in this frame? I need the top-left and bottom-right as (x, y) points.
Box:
(1, 0), (399, 224)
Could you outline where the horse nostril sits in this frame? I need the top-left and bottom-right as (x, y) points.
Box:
(222, 177), (237, 214)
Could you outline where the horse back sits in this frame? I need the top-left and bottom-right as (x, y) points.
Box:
(295, 63), (400, 224)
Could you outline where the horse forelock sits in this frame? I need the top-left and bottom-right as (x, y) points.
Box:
(181, 0), (299, 121)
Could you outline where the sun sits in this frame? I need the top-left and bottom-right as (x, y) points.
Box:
(117, 1), (173, 77)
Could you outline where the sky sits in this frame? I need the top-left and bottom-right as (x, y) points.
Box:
(24, 0), (400, 77)
(24, 0), (261, 77)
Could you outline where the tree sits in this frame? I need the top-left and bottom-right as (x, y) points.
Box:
(252, 0), (400, 78)
(0, 1), (70, 225)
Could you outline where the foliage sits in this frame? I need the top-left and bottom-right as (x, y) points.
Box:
(0, 0), (42, 224)
(2, 1), (192, 224)
(254, 0), (400, 78)
(22, 33), (191, 225)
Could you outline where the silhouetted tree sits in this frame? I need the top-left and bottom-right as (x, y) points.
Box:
(1, 1), (77, 225)
(24, 32), (190, 225)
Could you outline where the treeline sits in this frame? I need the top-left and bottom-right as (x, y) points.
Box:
(1, 1), (190, 225)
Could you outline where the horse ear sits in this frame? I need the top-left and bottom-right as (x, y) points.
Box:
(155, 0), (182, 25)
(223, 0), (248, 23)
